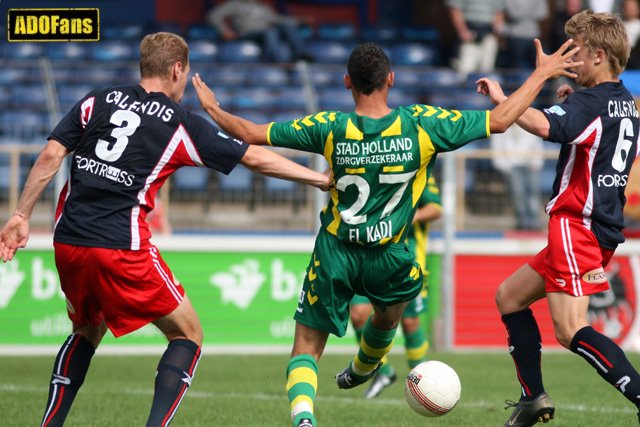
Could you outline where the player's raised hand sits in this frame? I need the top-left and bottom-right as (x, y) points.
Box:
(0, 214), (30, 262)
(534, 38), (582, 80)
(556, 83), (574, 101)
(191, 73), (219, 111)
(476, 78), (507, 105)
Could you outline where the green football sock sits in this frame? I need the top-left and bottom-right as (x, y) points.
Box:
(352, 316), (396, 376)
(286, 354), (318, 426)
(404, 328), (429, 368)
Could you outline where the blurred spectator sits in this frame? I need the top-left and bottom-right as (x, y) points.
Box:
(501, 0), (549, 69)
(584, 0), (623, 13)
(446, 0), (505, 76)
(551, 0), (584, 51)
(623, 0), (640, 68)
(491, 124), (545, 231)
(207, 0), (307, 62)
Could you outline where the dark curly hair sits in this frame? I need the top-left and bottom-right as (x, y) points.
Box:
(347, 42), (390, 95)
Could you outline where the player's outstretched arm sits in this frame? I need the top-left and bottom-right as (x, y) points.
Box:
(477, 38), (581, 134)
(240, 145), (332, 191)
(192, 73), (270, 145)
(0, 139), (69, 262)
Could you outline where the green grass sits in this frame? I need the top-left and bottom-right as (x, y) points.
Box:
(1, 351), (639, 426)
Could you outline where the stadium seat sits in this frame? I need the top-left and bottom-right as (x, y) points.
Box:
(46, 43), (88, 60)
(58, 84), (94, 111)
(391, 43), (437, 66)
(89, 41), (135, 61)
(248, 66), (290, 87)
(187, 24), (219, 41)
(316, 23), (358, 41)
(172, 167), (210, 192)
(387, 90), (422, 107)
(102, 24), (144, 40)
(4, 42), (44, 59)
(361, 26), (398, 43)
(311, 67), (346, 87)
(217, 165), (253, 191)
(303, 41), (351, 64)
(317, 87), (353, 111)
(218, 41), (262, 63)
(188, 40), (219, 63)
(401, 26), (439, 42)
(233, 88), (280, 109)
(203, 66), (248, 87)
(270, 111), (304, 123)
(276, 87), (308, 111)
(10, 85), (48, 109)
(0, 69), (25, 84)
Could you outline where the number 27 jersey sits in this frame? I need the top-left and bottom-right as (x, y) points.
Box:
(267, 106), (488, 246)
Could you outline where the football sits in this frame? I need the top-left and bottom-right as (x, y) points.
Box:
(404, 360), (461, 417)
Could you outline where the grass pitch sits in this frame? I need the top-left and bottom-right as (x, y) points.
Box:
(1, 351), (638, 426)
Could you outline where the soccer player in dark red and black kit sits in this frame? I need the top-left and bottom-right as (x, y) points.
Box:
(0, 32), (330, 427)
(479, 10), (640, 427)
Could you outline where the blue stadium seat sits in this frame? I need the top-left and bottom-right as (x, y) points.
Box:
(4, 42), (44, 59)
(316, 23), (358, 41)
(249, 66), (290, 87)
(10, 85), (48, 109)
(173, 167), (210, 192)
(361, 26), (398, 43)
(0, 69), (25, 84)
(187, 24), (219, 41)
(189, 40), (218, 62)
(318, 87), (353, 111)
(401, 26), (439, 42)
(276, 88), (308, 111)
(204, 66), (249, 87)
(89, 41), (135, 61)
(232, 88), (280, 109)
(102, 24), (144, 40)
(392, 68), (422, 89)
(270, 111), (304, 123)
(387, 90), (422, 107)
(58, 84), (94, 111)
(218, 41), (262, 63)
(311, 67), (346, 87)
(303, 41), (351, 64)
(46, 43), (88, 60)
(391, 44), (437, 66)
(217, 165), (253, 191)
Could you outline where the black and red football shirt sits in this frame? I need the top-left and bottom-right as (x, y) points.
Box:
(49, 85), (248, 249)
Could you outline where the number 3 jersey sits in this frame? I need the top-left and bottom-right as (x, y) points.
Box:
(542, 81), (640, 249)
(50, 85), (248, 250)
(267, 106), (488, 246)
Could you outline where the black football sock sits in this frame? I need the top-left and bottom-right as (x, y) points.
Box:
(40, 334), (95, 427)
(571, 326), (640, 407)
(146, 339), (201, 427)
(502, 308), (545, 401)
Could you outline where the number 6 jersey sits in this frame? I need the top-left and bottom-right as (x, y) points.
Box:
(267, 106), (488, 246)
(542, 81), (640, 249)
(50, 85), (248, 250)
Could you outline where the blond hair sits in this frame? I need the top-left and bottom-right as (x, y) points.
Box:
(139, 32), (189, 79)
(565, 10), (630, 76)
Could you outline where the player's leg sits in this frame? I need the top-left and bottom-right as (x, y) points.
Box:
(287, 322), (329, 427)
(40, 322), (107, 427)
(496, 262), (548, 402)
(147, 295), (203, 427)
(496, 261), (555, 426)
(337, 301), (409, 389)
(548, 291), (640, 411)
(401, 286), (429, 369)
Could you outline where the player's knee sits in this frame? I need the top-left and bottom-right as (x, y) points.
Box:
(553, 325), (576, 349)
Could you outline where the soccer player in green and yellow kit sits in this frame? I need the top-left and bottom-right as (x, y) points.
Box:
(192, 40), (582, 427)
(350, 175), (442, 398)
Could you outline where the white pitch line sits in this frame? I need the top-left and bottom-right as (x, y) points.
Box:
(0, 383), (634, 415)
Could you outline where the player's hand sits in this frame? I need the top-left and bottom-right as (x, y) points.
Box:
(556, 84), (574, 101)
(534, 38), (582, 80)
(319, 168), (333, 192)
(476, 78), (507, 105)
(0, 214), (30, 262)
(192, 73), (219, 111)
